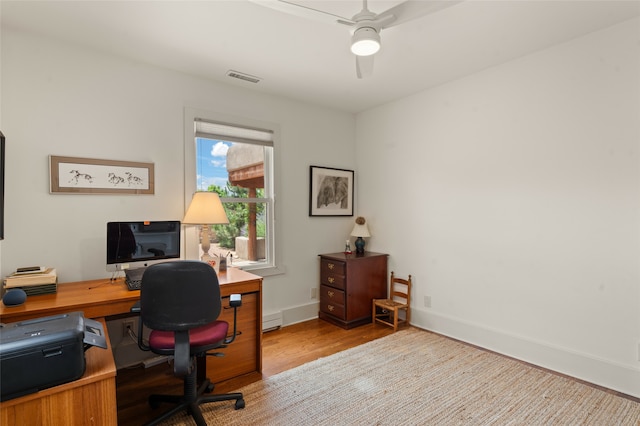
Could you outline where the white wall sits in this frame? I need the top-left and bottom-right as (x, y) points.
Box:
(356, 18), (640, 397)
(0, 28), (356, 322)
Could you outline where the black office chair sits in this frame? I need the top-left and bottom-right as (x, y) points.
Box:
(132, 260), (245, 426)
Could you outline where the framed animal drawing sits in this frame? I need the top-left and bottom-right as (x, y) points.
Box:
(49, 155), (154, 194)
(309, 165), (354, 216)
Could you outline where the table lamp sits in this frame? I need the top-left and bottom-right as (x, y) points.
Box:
(350, 216), (371, 254)
(182, 192), (229, 261)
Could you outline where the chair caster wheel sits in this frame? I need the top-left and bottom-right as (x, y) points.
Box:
(235, 398), (245, 410)
(206, 383), (215, 393)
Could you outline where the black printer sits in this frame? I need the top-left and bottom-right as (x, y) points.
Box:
(0, 311), (107, 401)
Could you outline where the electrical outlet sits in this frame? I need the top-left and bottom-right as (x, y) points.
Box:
(424, 296), (432, 308)
(311, 287), (318, 299)
(122, 320), (134, 337)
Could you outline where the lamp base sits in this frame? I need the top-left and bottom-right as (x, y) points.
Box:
(354, 237), (365, 254)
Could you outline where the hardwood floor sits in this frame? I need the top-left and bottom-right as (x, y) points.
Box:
(116, 319), (395, 425)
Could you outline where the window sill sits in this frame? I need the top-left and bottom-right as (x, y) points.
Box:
(237, 264), (286, 278)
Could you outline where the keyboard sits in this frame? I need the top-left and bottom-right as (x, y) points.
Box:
(124, 267), (146, 291)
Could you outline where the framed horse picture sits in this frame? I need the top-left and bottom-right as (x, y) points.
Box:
(309, 165), (354, 216)
(49, 155), (154, 194)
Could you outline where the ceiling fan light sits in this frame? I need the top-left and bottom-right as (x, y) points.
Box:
(351, 27), (380, 56)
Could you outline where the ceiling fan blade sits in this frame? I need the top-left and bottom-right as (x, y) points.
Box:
(250, 0), (354, 25)
(356, 55), (374, 79)
(377, 0), (463, 29)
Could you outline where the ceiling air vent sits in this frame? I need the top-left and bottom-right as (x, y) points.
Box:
(226, 70), (261, 84)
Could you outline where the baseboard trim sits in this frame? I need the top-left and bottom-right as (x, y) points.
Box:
(411, 308), (640, 398)
(281, 301), (319, 327)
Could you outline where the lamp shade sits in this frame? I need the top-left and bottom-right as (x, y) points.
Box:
(182, 192), (229, 225)
(350, 222), (371, 238)
(351, 27), (380, 56)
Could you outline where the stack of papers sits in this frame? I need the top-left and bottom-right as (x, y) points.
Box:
(4, 268), (58, 295)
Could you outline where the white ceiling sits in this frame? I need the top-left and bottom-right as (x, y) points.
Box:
(2, 0), (639, 113)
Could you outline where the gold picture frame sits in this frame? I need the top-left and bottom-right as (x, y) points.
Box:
(50, 155), (154, 194)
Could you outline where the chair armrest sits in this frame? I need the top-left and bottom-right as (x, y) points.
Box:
(130, 301), (149, 351)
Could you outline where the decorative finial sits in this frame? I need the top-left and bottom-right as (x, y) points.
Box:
(355, 216), (366, 225)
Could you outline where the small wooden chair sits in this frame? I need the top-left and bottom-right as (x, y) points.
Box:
(372, 272), (412, 332)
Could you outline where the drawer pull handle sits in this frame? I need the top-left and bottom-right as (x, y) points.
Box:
(225, 330), (243, 339)
(223, 305), (241, 310)
(328, 305), (334, 312)
(328, 263), (334, 270)
(327, 290), (334, 297)
(328, 277), (334, 284)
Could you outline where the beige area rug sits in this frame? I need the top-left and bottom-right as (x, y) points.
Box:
(169, 328), (640, 425)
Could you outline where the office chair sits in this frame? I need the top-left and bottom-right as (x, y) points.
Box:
(132, 260), (245, 426)
(372, 271), (412, 332)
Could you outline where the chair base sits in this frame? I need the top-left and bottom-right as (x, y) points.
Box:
(373, 311), (408, 332)
(144, 372), (244, 426)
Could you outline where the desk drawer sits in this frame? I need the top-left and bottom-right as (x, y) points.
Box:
(320, 259), (345, 290)
(211, 292), (258, 382)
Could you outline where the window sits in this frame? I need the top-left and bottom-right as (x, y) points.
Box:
(184, 110), (278, 274)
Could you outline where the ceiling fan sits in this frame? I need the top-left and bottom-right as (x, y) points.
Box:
(252, 0), (461, 78)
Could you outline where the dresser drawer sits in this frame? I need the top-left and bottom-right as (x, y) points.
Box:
(320, 259), (345, 289)
(320, 299), (345, 319)
(320, 284), (345, 306)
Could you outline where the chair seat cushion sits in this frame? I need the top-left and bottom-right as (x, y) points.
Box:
(149, 320), (229, 351)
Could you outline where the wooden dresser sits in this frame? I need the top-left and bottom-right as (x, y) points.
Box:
(318, 252), (388, 329)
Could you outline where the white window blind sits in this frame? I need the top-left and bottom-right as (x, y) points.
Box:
(195, 118), (274, 146)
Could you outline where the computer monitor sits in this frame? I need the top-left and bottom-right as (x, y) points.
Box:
(106, 221), (180, 272)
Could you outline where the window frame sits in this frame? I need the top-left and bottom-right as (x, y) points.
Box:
(184, 108), (282, 277)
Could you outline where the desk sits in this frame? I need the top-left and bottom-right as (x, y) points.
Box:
(0, 318), (117, 425)
(0, 268), (263, 421)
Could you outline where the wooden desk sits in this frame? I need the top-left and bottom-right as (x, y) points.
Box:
(0, 318), (117, 425)
(0, 268), (263, 415)
(0, 267), (262, 324)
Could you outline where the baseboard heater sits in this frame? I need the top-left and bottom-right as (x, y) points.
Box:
(263, 311), (283, 332)
(143, 355), (170, 368)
